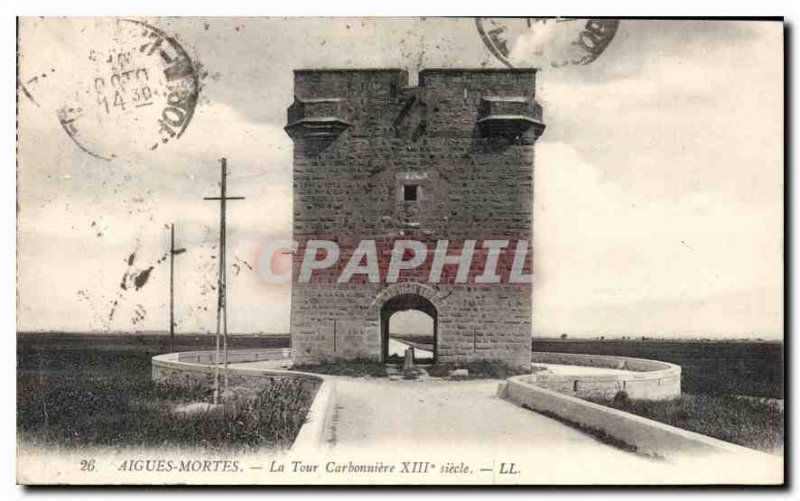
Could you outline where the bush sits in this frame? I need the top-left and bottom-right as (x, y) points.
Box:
(426, 364), (452, 378)
(612, 390), (631, 407)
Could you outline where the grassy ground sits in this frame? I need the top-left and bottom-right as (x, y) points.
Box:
(586, 392), (784, 455)
(425, 360), (528, 379)
(17, 334), (316, 451)
(293, 358), (389, 378)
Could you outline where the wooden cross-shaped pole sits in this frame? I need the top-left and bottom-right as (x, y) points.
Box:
(169, 223), (186, 347)
(204, 157), (245, 405)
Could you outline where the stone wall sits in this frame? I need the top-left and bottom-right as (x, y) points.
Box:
(527, 352), (682, 401)
(287, 68), (544, 370)
(151, 350), (320, 388)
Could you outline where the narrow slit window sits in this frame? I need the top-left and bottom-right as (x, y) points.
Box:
(403, 184), (419, 202)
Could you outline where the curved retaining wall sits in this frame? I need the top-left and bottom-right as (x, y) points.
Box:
(151, 349), (336, 451)
(529, 351), (681, 401)
(499, 354), (778, 459)
(502, 375), (776, 461)
(151, 349), (302, 387)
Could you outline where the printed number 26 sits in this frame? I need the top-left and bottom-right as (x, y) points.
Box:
(80, 459), (95, 472)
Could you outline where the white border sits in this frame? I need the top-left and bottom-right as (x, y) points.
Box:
(4, 2), (795, 499)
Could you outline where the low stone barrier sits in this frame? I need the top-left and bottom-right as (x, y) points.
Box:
(292, 378), (336, 451)
(151, 349), (335, 451)
(177, 348), (293, 365)
(502, 375), (774, 460)
(529, 351), (681, 401)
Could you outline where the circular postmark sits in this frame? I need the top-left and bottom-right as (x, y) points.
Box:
(476, 18), (620, 69)
(22, 19), (200, 160)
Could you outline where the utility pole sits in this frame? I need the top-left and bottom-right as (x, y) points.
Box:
(204, 157), (245, 405)
(169, 223), (186, 347)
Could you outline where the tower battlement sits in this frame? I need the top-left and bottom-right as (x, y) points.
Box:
(292, 68), (539, 96)
(287, 68), (544, 141)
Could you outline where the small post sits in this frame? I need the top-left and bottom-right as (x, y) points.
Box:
(169, 223), (186, 348)
(170, 224), (174, 341)
(403, 347), (416, 372)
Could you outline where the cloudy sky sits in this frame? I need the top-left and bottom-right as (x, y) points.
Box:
(17, 18), (783, 338)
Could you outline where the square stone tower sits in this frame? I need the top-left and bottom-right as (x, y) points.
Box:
(285, 68), (544, 371)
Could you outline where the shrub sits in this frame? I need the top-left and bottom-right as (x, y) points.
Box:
(426, 364), (452, 378)
(612, 390), (631, 407)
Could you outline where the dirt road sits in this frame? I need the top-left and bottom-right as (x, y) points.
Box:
(326, 377), (654, 456)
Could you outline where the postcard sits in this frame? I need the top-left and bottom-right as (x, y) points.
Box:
(16, 16), (784, 485)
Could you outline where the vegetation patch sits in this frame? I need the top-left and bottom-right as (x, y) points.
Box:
(427, 360), (528, 379)
(525, 405), (665, 461)
(18, 341), (317, 451)
(586, 392), (784, 455)
(293, 358), (389, 378)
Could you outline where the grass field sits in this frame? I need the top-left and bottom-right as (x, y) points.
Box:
(587, 392), (784, 455)
(18, 333), (784, 454)
(17, 333), (316, 451)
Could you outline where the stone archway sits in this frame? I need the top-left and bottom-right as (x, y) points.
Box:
(380, 294), (437, 363)
(365, 283), (447, 363)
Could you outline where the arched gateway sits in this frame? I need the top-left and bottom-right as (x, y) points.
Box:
(367, 282), (443, 363)
(380, 294), (437, 363)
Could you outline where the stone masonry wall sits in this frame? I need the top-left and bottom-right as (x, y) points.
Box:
(287, 69), (542, 370)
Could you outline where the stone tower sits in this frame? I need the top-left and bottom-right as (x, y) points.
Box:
(285, 68), (545, 370)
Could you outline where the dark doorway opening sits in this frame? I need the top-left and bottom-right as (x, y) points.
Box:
(380, 293), (437, 364)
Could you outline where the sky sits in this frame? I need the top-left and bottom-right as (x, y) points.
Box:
(16, 18), (783, 339)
